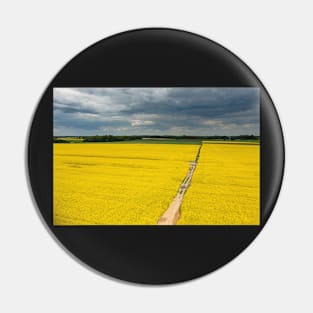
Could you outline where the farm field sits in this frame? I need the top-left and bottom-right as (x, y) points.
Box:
(53, 143), (199, 225)
(178, 143), (260, 225)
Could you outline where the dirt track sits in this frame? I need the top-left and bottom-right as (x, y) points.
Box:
(157, 145), (202, 225)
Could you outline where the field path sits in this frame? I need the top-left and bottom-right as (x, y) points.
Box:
(157, 144), (202, 225)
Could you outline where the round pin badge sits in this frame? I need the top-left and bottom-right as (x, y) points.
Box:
(28, 28), (284, 284)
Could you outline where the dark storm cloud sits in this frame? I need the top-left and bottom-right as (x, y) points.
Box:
(53, 88), (259, 136)
(122, 88), (257, 117)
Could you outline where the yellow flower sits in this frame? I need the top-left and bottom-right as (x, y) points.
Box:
(53, 143), (199, 225)
(178, 143), (260, 225)
(53, 142), (260, 225)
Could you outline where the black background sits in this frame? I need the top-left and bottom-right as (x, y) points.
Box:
(28, 28), (284, 284)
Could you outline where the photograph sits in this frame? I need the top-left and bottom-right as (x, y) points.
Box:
(53, 87), (260, 225)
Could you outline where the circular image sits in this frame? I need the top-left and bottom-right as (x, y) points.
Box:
(28, 28), (284, 284)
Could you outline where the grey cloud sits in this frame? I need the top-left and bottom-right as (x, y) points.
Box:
(53, 88), (259, 136)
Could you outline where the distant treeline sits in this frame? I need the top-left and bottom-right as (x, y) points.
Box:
(54, 134), (259, 143)
(83, 135), (143, 142)
(141, 135), (259, 140)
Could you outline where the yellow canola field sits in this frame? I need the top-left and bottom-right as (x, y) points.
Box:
(178, 143), (260, 225)
(53, 143), (199, 225)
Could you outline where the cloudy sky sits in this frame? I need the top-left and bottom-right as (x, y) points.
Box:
(53, 88), (259, 136)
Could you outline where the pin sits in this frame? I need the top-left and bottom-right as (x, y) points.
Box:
(28, 28), (284, 284)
